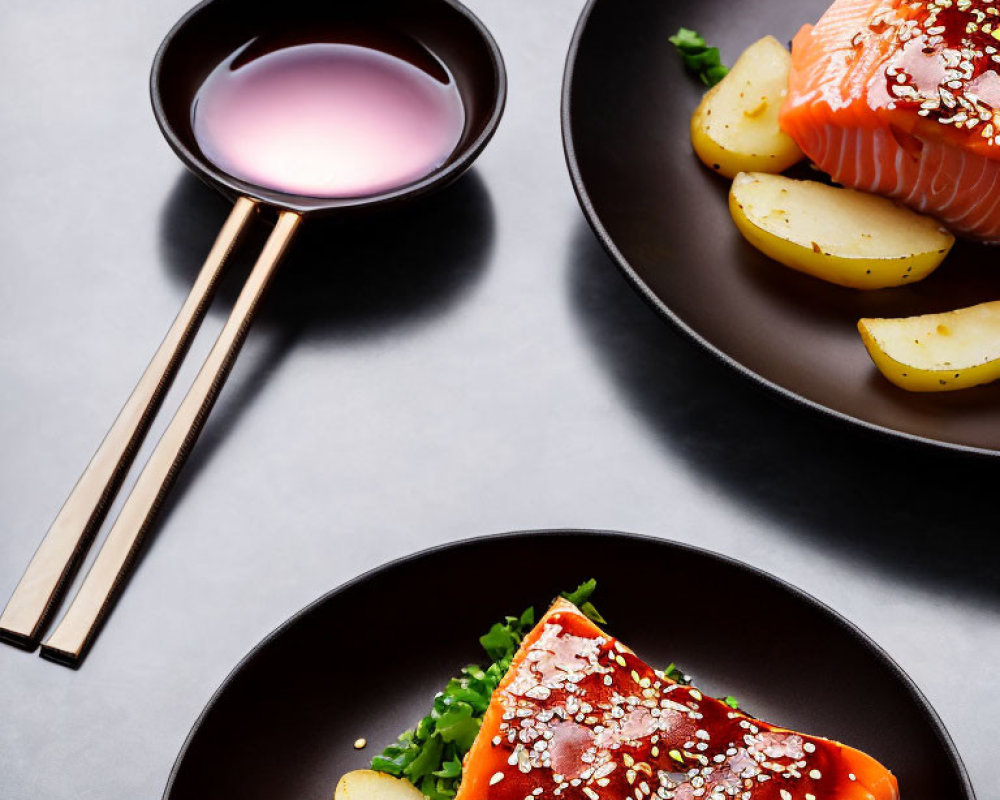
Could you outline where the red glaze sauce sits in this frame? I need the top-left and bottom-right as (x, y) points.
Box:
(458, 602), (897, 800)
(860, 1), (1000, 147)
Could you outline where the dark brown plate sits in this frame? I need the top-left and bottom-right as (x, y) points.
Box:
(162, 531), (974, 800)
(562, 0), (1000, 456)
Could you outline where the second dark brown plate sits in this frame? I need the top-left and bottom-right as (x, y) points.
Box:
(162, 531), (973, 800)
(563, 0), (1000, 455)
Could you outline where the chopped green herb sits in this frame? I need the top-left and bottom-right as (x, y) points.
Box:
(560, 578), (597, 606)
(669, 27), (729, 87)
(560, 580), (606, 624)
(579, 601), (606, 625)
(724, 695), (740, 710)
(478, 621), (520, 661)
(370, 596), (540, 798)
(433, 757), (463, 780)
(435, 704), (480, 751)
(663, 661), (692, 686)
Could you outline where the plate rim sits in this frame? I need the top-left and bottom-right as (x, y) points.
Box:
(161, 528), (976, 800)
(560, 0), (1000, 459)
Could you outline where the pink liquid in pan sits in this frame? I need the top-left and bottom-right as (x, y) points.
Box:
(192, 40), (466, 198)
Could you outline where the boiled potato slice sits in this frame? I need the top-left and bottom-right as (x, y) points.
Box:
(690, 36), (803, 178)
(335, 770), (425, 800)
(859, 301), (1000, 392)
(729, 172), (954, 289)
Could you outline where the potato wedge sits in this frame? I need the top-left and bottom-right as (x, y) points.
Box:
(859, 301), (1000, 392)
(690, 36), (803, 178)
(335, 770), (426, 800)
(729, 172), (954, 289)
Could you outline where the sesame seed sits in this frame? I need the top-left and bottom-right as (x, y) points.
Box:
(489, 772), (505, 786)
(353, 738), (367, 750)
(594, 763), (617, 779)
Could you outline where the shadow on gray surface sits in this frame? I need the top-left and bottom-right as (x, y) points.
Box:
(134, 170), (496, 575)
(567, 219), (1000, 603)
(160, 170), (495, 340)
(156, 168), (495, 488)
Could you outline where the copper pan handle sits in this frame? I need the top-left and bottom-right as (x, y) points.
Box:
(0, 197), (257, 650)
(39, 208), (301, 667)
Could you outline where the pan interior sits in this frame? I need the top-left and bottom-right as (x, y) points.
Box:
(152, 0), (504, 212)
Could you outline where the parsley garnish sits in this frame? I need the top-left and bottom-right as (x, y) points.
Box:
(669, 28), (729, 87)
(663, 661), (692, 686)
(370, 603), (537, 799)
(560, 579), (606, 625)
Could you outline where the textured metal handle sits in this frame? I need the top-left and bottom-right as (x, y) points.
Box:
(40, 210), (301, 667)
(0, 196), (257, 650)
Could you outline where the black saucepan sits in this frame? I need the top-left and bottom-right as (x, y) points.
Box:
(0, 0), (504, 666)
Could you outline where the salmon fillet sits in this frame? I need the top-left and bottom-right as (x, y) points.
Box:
(455, 599), (899, 800)
(780, 0), (1000, 241)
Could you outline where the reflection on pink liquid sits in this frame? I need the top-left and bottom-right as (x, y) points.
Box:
(192, 41), (466, 198)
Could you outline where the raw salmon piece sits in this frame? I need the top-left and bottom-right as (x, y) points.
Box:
(780, 0), (1000, 241)
(455, 599), (899, 800)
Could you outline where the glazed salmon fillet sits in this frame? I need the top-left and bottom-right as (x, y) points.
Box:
(455, 599), (898, 800)
(780, 0), (1000, 241)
